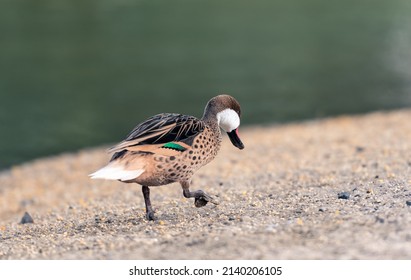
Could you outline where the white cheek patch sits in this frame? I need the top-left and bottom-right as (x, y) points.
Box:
(217, 109), (240, 132)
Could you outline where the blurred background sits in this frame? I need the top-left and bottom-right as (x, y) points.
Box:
(1, 0), (411, 170)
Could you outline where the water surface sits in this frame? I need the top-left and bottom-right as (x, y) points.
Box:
(1, 0), (411, 169)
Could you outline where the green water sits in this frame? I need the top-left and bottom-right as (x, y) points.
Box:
(1, 0), (411, 169)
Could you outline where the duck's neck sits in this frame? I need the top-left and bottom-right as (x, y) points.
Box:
(201, 111), (220, 133)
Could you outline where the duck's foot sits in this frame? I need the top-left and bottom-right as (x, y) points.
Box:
(181, 181), (219, 208)
(146, 210), (155, 221)
(195, 197), (208, 207)
(194, 191), (219, 208)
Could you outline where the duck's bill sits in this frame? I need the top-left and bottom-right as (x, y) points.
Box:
(227, 128), (244, 150)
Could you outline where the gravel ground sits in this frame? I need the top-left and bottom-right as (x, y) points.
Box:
(1, 110), (411, 259)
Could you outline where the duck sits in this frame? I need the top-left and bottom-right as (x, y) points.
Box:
(90, 94), (244, 220)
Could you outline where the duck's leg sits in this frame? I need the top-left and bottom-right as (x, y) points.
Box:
(141, 185), (155, 220)
(181, 181), (218, 208)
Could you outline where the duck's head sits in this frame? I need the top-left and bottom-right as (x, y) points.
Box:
(204, 95), (244, 150)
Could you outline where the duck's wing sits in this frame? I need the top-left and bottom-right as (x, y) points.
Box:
(109, 113), (205, 154)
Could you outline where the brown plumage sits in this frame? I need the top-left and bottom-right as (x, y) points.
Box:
(90, 95), (244, 220)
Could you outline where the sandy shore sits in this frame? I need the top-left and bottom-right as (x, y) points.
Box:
(1, 110), (411, 259)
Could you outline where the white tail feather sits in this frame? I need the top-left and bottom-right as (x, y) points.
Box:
(89, 165), (144, 181)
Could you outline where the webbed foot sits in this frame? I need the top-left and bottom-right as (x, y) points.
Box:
(146, 210), (155, 221)
(194, 192), (219, 207)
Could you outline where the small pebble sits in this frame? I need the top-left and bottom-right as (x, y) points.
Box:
(20, 212), (34, 224)
(375, 216), (384, 223)
(406, 201), (411, 206)
(355, 146), (365, 153)
(338, 192), (350, 199)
